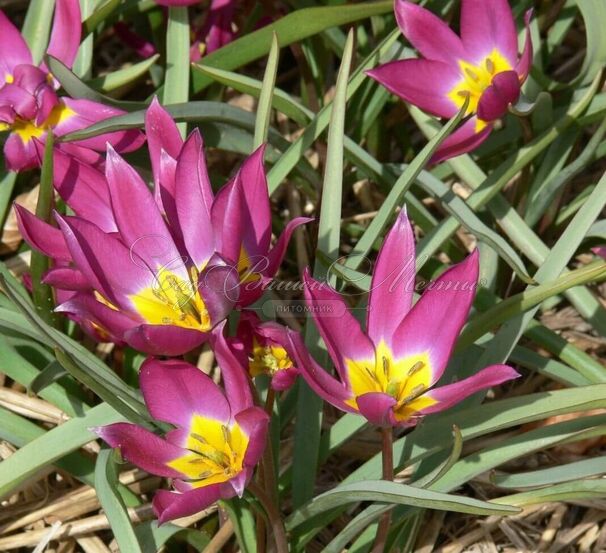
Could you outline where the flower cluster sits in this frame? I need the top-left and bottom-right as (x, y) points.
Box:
(0, 0), (142, 171)
(7, 0), (527, 528)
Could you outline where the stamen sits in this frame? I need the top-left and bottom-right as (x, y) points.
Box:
(485, 58), (495, 74)
(187, 457), (211, 465)
(398, 384), (427, 406)
(363, 365), (376, 381)
(197, 470), (213, 479)
(382, 356), (390, 378)
(190, 433), (208, 445)
(407, 361), (425, 377)
(464, 68), (480, 82)
(457, 90), (470, 99)
(221, 424), (232, 446)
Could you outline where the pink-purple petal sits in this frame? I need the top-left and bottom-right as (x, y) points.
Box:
(367, 59), (461, 119)
(53, 149), (116, 232)
(234, 407), (269, 468)
(42, 267), (91, 291)
(123, 324), (207, 356)
(4, 131), (42, 171)
(394, 0), (467, 65)
(140, 358), (231, 427)
(211, 176), (244, 266)
(516, 10), (534, 82)
(477, 70), (520, 122)
(421, 364), (520, 415)
(14, 205), (71, 261)
(55, 293), (138, 342)
(55, 214), (152, 308)
(105, 146), (188, 279)
(392, 250), (479, 385)
(46, 0), (82, 69)
(211, 324), (254, 414)
(430, 118), (493, 164)
(145, 97), (183, 187)
(367, 209), (416, 347)
(94, 423), (186, 479)
(153, 484), (226, 525)
(303, 268), (375, 385)
(56, 98), (144, 153)
(175, 130), (215, 267)
(265, 216), (313, 278)
(287, 329), (354, 411)
(356, 392), (398, 427)
(237, 146), (272, 256)
(0, 11), (32, 84)
(460, 0), (517, 65)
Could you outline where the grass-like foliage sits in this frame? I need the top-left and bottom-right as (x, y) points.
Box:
(0, 0), (606, 551)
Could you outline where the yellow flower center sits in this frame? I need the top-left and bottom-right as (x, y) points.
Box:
(130, 267), (212, 330)
(238, 246), (262, 285)
(345, 342), (437, 422)
(9, 102), (75, 144)
(447, 48), (513, 130)
(4, 73), (13, 84)
(249, 337), (293, 377)
(167, 414), (249, 488)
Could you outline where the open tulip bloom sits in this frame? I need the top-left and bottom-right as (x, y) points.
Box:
(289, 211), (519, 427)
(231, 311), (299, 391)
(368, 0), (533, 163)
(15, 99), (309, 355)
(0, 0), (143, 171)
(95, 337), (269, 523)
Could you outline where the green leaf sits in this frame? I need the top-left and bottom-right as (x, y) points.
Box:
(46, 55), (147, 111)
(95, 448), (143, 553)
(525, 117), (606, 227)
(0, 172), (17, 228)
(223, 498), (257, 553)
(493, 456), (606, 489)
(58, 100), (320, 189)
(29, 360), (68, 396)
(192, 64), (312, 126)
(0, 274), (149, 425)
(21, 0), (55, 64)
(413, 168), (534, 284)
(266, 28), (403, 194)
(575, 0), (606, 86)
(292, 30), (354, 510)
(0, 402), (125, 498)
(494, 479), (606, 506)
(191, 1), (392, 92)
(30, 133), (58, 327)
(0, 336), (89, 417)
(343, 99), (469, 274)
(0, 406), (97, 488)
(164, 6), (190, 137)
(287, 480), (518, 529)
(458, 261), (606, 349)
(253, 32), (279, 149)
(87, 55), (160, 93)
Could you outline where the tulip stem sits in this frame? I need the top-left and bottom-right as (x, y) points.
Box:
(248, 481), (289, 553)
(262, 387), (279, 504)
(371, 426), (394, 553)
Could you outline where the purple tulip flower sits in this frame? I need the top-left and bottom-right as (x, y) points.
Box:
(16, 99), (309, 355)
(368, 0), (533, 163)
(95, 335), (269, 523)
(288, 210), (520, 427)
(0, 0), (143, 171)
